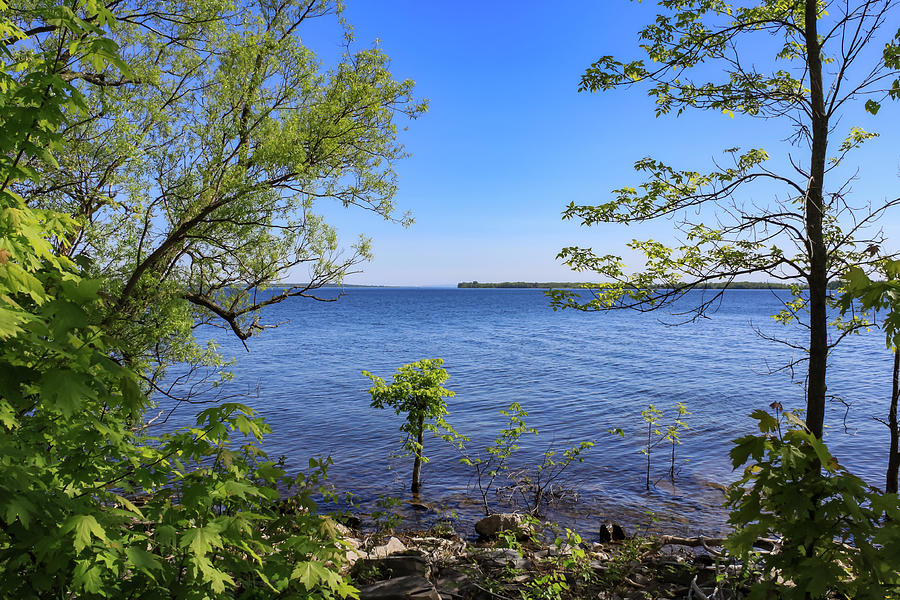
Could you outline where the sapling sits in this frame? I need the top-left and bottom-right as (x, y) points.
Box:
(663, 402), (691, 481)
(364, 358), (461, 495)
(640, 404), (663, 489)
(454, 402), (536, 515)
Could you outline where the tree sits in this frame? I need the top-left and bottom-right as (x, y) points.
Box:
(0, 2), (394, 596)
(549, 0), (900, 442)
(364, 358), (459, 495)
(13, 0), (425, 405)
(839, 259), (900, 493)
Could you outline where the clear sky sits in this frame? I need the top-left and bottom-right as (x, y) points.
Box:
(293, 1), (900, 287)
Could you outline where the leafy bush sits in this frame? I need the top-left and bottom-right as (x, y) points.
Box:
(726, 407), (900, 599)
(0, 5), (356, 597)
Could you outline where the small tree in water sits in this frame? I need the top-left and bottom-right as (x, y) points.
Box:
(364, 359), (460, 495)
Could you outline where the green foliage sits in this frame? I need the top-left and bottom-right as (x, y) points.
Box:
(522, 571), (569, 600)
(14, 0), (426, 406)
(0, 3), (358, 598)
(551, 528), (595, 587)
(364, 358), (461, 493)
(456, 402), (596, 516)
(503, 440), (595, 516)
(662, 402), (690, 480)
(639, 404), (663, 489)
(456, 402), (537, 515)
(726, 408), (900, 599)
(839, 260), (900, 350)
(551, 0), (900, 447)
(371, 495), (403, 538)
(601, 534), (654, 587)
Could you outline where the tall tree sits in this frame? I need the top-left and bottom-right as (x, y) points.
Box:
(551, 0), (900, 440)
(13, 0), (425, 401)
(0, 3), (366, 596)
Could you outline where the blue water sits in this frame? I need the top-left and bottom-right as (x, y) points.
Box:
(158, 288), (895, 536)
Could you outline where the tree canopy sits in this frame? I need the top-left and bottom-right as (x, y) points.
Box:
(15, 0), (425, 401)
(0, 1), (421, 596)
(550, 0), (900, 440)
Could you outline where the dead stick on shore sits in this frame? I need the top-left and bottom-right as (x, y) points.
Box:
(650, 535), (778, 552)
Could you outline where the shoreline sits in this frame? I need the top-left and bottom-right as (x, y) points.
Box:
(329, 510), (755, 600)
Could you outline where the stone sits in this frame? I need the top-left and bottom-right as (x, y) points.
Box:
(352, 555), (430, 580)
(468, 547), (528, 570)
(598, 524), (612, 543)
(597, 522), (627, 542)
(408, 536), (466, 561)
(358, 575), (441, 600)
(474, 513), (529, 538)
(433, 568), (476, 600)
(337, 514), (363, 530)
(369, 536), (407, 558)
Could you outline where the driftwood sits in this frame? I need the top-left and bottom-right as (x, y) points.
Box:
(650, 535), (779, 553)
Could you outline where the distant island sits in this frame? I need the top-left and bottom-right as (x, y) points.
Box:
(458, 281), (842, 290)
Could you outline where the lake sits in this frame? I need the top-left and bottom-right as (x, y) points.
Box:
(159, 288), (894, 537)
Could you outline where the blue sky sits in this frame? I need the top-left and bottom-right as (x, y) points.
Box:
(296, 1), (900, 286)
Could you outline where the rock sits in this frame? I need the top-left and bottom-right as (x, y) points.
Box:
(358, 575), (441, 600)
(408, 536), (466, 561)
(598, 524), (612, 543)
(332, 521), (353, 538)
(352, 555), (430, 580)
(597, 522), (627, 542)
(589, 559), (608, 572)
(433, 568), (476, 600)
(370, 536), (407, 558)
(474, 513), (530, 538)
(468, 547), (528, 570)
(336, 514), (363, 530)
(548, 542), (575, 556)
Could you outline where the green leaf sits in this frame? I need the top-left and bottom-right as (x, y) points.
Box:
(73, 562), (104, 594)
(749, 409), (778, 433)
(41, 369), (94, 417)
(194, 555), (234, 593)
(864, 99), (880, 115)
(63, 514), (107, 553)
(292, 560), (331, 589)
(126, 546), (162, 574)
(4, 496), (34, 529)
(181, 524), (223, 556)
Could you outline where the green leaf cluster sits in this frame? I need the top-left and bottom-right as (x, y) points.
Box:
(838, 260), (900, 349)
(1, 3), (359, 598)
(727, 409), (900, 599)
(364, 358), (461, 464)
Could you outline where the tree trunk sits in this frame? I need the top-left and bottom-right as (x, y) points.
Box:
(804, 0), (829, 441)
(888, 348), (899, 494)
(411, 410), (425, 495)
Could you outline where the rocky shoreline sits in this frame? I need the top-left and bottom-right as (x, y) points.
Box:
(333, 512), (763, 600)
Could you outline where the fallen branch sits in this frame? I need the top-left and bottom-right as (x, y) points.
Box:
(651, 535), (779, 554)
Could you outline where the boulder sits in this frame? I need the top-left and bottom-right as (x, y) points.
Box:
(351, 555), (430, 580)
(358, 575), (441, 600)
(467, 547), (528, 570)
(597, 522), (627, 543)
(474, 513), (530, 538)
(369, 536), (407, 558)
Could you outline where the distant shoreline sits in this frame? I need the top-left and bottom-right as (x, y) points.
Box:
(456, 281), (835, 290)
